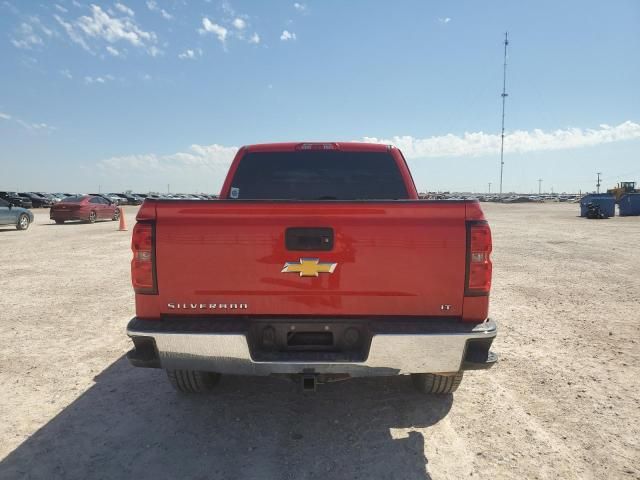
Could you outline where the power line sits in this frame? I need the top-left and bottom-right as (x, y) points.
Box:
(498, 31), (509, 196)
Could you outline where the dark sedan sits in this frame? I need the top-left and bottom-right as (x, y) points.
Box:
(0, 191), (32, 209)
(36, 192), (61, 204)
(19, 192), (52, 208)
(50, 195), (120, 224)
(89, 193), (120, 206)
(0, 198), (34, 230)
(123, 194), (143, 205)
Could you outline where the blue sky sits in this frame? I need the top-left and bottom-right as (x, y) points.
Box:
(1, 0), (638, 194)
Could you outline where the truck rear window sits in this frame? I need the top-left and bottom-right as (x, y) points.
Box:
(229, 151), (409, 200)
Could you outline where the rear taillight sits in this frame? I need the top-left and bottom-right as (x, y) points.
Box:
(131, 222), (157, 294)
(465, 222), (492, 295)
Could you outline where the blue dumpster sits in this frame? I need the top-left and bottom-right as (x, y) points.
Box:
(580, 194), (615, 217)
(619, 194), (640, 216)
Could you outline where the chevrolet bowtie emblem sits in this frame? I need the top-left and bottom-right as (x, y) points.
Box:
(281, 258), (338, 277)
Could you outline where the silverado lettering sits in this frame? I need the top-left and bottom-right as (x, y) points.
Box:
(167, 303), (249, 310)
(127, 142), (498, 394)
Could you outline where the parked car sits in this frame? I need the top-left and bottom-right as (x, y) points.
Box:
(88, 193), (118, 204)
(129, 194), (144, 205)
(53, 193), (73, 200)
(89, 193), (120, 206)
(36, 192), (61, 204)
(0, 198), (34, 230)
(0, 191), (32, 209)
(116, 193), (143, 205)
(107, 193), (129, 205)
(117, 193), (143, 205)
(50, 195), (120, 224)
(19, 192), (52, 208)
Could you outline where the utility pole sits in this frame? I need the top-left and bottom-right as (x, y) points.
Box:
(596, 172), (602, 193)
(167, 183), (170, 194)
(488, 182), (492, 194)
(498, 31), (509, 196)
(538, 178), (543, 195)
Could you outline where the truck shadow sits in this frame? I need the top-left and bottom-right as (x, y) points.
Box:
(0, 357), (452, 480)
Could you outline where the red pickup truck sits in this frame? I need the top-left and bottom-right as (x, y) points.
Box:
(126, 142), (497, 393)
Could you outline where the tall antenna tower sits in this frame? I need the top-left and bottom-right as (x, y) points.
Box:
(499, 32), (509, 196)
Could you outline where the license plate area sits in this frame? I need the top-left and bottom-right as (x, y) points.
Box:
(287, 331), (333, 349)
(248, 320), (371, 362)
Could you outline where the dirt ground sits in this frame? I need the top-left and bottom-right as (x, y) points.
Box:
(0, 203), (638, 480)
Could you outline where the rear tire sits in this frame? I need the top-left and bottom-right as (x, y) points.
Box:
(411, 372), (463, 394)
(166, 369), (220, 393)
(16, 214), (30, 230)
(55, 220), (65, 224)
(112, 208), (120, 221)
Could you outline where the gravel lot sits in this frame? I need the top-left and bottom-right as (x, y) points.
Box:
(0, 203), (638, 479)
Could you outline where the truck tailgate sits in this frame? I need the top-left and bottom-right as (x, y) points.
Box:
(150, 201), (467, 317)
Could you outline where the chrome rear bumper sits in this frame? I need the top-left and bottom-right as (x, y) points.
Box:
(127, 317), (497, 376)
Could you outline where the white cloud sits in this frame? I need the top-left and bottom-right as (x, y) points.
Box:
(221, 1), (234, 16)
(178, 49), (194, 59)
(60, 68), (73, 79)
(17, 120), (54, 131)
(54, 14), (92, 52)
(77, 5), (156, 46)
(106, 45), (120, 56)
(99, 144), (238, 172)
(248, 32), (260, 44)
(54, 3), (68, 13)
(200, 17), (227, 44)
(362, 122), (640, 159)
(178, 48), (202, 59)
(114, 2), (134, 16)
(148, 45), (162, 56)
(84, 74), (115, 84)
(438, 17), (451, 24)
(280, 30), (296, 41)
(293, 2), (307, 12)
(146, 0), (172, 20)
(30, 16), (56, 37)
(56, 5), (158, 55)
(0, 111), (55, 132)
(10, 22), (44, 49)
(232, 17), (246, 30)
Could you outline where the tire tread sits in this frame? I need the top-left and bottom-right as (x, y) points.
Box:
(411, 372), (463, 394)
(166, 369), (220, 393)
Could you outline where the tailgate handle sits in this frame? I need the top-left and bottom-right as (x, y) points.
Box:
(285, 227), (334, 251)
